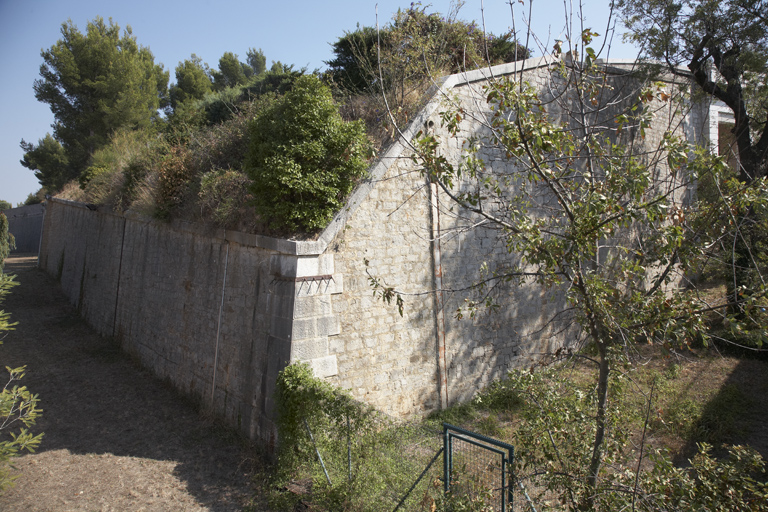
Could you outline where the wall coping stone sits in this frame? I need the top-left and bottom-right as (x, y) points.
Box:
(48, 197), (325, 256)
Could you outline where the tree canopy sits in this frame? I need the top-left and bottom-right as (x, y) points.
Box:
(169, 54), (213, 111)
(619, 0), (768, 316)
(19, 134), (70, 191)
(212, 52), (252, 91)
(246, 48), (267, 77)
(619, 0), (768, 183)
(326, 4), (530, 96)
(23, 17), (169, 190)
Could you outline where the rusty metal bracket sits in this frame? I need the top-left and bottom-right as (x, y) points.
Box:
(271, 274), (334, 284)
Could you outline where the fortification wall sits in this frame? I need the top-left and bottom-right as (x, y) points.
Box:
(326, 58), (707, 412)
(36, 58), (714, 442)
(323, 60), (571, 412)
(3, 203), (45, 254)
(39, 199), (303, 446)
(328, 148), (440, 417)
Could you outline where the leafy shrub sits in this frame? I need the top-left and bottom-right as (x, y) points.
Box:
(156, 146), (194, 218)
(640, 444), (768, 511)
(188, 100), (266, 173)
(0, 360), (43, 494)
(274, 363), (441, 512)
(245, 75), (370, 232)
(485, 365), (768, 511)
(199, 87), (242, 125)
(0, 270), (43, 493)
(0, 214), (13, 269)
(78, 164), (111, 189)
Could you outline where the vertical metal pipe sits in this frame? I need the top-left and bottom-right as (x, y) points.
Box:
(430, 181), (449, 409)
(502, 451), (507, 511)
(508, 446), (515, 511)
(443, 423), (450, 495)
(210, 242), (230, 409)
(111, 216), (127, 339)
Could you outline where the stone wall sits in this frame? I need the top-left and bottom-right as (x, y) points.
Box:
(39, 198), (334, 446)
(3, 203), (45, 254)
(324, 57), (707, 412)
(37, 57), (716, 443)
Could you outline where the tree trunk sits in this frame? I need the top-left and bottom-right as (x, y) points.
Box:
(582, 340), (610, 510)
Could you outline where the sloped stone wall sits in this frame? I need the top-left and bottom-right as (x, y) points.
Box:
(325, 58), (707, 412)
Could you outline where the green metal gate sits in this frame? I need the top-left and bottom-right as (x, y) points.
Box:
(444, 423), (515, 511)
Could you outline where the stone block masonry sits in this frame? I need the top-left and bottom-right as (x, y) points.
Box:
(37, 57), (719, 446)
(39, 199), (340, 447)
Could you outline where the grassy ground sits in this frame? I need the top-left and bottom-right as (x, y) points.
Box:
(434, 346), (767, 460)
(272, 345), (768, 511)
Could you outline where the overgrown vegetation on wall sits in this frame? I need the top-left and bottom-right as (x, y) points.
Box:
(22, 4), (528, 237)
(245, 76), (370, 231)
(327, 2), (529, 145)
(273, 363), (445, 512)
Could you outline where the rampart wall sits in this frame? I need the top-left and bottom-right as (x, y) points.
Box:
(37, 57), (713, 443)
(40, 199), (341, 447)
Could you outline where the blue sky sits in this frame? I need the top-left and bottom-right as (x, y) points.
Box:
(0, 0), (638, 206)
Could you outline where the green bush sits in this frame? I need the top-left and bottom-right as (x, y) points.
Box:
(245, 75), (370, 232)
(78, 164), (111, 189)
(155, 146), (194, 218)
(273, 363), (442, 512)
(0, 214), (13, 269)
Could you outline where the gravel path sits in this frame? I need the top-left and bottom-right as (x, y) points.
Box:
(0, 255), (268, 511)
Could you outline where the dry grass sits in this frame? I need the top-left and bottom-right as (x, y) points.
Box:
(443, 345), (768, 465)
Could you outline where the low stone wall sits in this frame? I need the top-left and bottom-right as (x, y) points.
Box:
(4, 204), (45, 254)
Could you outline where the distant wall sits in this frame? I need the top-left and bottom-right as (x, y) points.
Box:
(4, 204), (44, 254)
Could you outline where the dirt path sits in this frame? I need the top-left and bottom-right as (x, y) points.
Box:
(0, 256), (269, 511)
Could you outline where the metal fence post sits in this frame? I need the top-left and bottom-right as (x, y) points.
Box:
(507, 445), (514, 511)
(347, 413), (352, 482)
(443, 423), (450, 495)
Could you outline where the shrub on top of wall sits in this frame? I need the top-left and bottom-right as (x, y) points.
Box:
(244, 75), (370, 233)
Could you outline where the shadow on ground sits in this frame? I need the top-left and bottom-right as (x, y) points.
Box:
(0, 256), (269, 511)
(673, 351), (768, 466)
